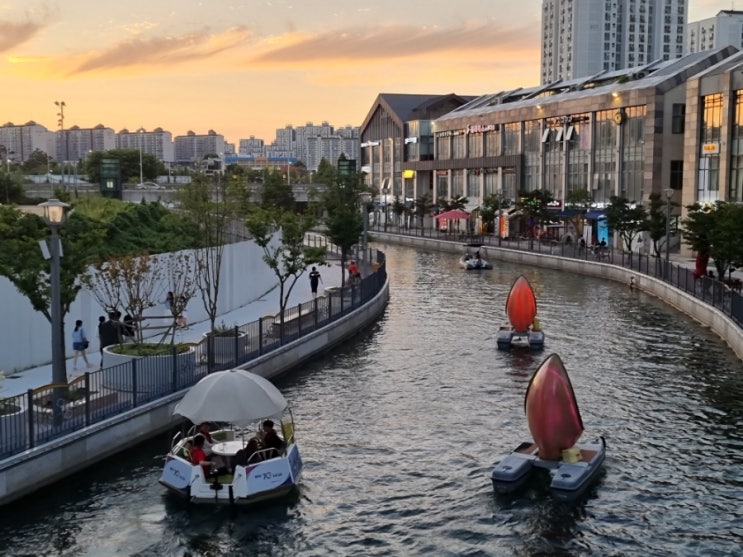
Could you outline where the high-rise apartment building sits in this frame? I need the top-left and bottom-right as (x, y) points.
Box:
(173, 130), (225, 165)
(687, 10), (743, 53)
(117, 127), (175, 163)
(0, 121), (54, 162)
(541, 0), (687, 84)
(56, 124), (116, 163)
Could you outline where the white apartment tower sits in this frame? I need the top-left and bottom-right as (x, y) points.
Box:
(541, 0), (687, 84)
(687, 11), (743, 54)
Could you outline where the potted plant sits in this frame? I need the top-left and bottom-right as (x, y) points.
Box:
(203, 321), (249, 366)
(83, 252), (198, 393)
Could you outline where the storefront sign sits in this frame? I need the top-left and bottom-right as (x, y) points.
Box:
(466, 124), (497, 134)
(702, 143), (719, 155)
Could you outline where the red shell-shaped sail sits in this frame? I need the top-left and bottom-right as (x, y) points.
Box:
(506, 275), (537, 333)
(524, 353), (584, 460)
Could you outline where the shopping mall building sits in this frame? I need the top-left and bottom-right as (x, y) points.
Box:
(359, 46), (743, 252)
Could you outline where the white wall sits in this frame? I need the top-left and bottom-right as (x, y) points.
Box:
(0, 240), (277, 372)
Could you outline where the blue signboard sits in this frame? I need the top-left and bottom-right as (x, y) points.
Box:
(597, 217), (609, 245)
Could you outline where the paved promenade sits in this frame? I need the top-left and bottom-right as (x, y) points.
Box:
(0, 262), (345, 399)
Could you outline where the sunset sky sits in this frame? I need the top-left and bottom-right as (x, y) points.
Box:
(0, 0), (734, 145)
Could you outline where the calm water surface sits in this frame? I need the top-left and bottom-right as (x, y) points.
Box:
(2, 243), (742, 556)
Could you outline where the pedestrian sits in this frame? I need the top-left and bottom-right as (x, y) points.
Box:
(177, 296), (189, 329)
(309, 266), (322, 297)
(98, 312), (122, 369)
(71, 319), (90, 371)
(97, 314), (106, 362)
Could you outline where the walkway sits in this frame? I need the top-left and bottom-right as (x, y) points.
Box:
(0, 261), (345, 399)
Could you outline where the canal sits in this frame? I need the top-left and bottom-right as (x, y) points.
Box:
(1, 243), (742, 556)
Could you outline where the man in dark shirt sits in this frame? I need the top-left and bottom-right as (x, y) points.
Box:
(261, 420), (284, 458)
(98, 312), (123, 368)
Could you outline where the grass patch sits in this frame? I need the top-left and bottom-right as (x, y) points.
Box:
(109, 343), (192, 357)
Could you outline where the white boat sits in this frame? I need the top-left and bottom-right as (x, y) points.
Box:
(459, 245), (493, 270)
(159, 369), (302, 505)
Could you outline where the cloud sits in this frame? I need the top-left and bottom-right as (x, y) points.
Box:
(69, 26), (252, 75)
(250, 22), (538, 65)
(0, 20), (45, 53)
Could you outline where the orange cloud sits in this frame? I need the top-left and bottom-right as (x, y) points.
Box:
(68, 26), (253, 76)
(250, 22), (538, 66)
(0, 19), (45, 53)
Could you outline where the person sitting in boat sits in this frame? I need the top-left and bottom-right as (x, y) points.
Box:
(189, 434), (213, 477)
(262, 419), (284, 458)
(232, 429), (265, 468)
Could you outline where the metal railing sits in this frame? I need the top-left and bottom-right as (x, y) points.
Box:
(0, 241), (387, 459)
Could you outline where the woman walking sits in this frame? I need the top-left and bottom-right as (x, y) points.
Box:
(72, 319), (90, 370)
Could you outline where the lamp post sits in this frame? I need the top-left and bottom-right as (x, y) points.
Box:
(360, 192), (372, 261)
(39, 198), (70, 427)
(664, 188), (674, 267)
(138, 128), (144, 185)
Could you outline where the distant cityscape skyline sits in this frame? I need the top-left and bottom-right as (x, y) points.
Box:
(0, 1), (735, 143)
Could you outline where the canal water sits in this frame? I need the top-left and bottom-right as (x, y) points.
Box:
(1, 243), (742, 556)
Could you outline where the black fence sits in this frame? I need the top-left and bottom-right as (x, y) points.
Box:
(0, 244), (387, 460)
(370, 222), (743, 330)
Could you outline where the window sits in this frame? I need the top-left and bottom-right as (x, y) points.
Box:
(671, 104), (685, 134)
(670, 160), (683, 190)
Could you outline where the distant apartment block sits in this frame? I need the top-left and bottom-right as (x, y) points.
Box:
(239, 136), (265, 157)
(56, 124), (116, 163)
(541, 0), (687, 83)
(261, 122), (359, 171)
(687, 10), (743, 53)
(173, 130), (225, 165)
(0, 121), (54, 162)
(117, 128), (175, 163)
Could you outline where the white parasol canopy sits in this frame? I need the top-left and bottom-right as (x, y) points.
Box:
(174, 369), (288, 426)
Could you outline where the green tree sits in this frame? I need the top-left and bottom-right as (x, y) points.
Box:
(244, 208), (326, 331)
(517, 189), (554, 247)
(604, 195), (648, 252)
(178, 175), (234, 332)
(259, 168), (295, 211)
(480, 193), (511, 236)
(646, 192), (668, 258)
(84, 149), (161, 184)
(321, 167), (366, 284)
(413, 193), (432, 228)
(683, 202), (743, 279)
(20, 149), (52, 175)
(0, 205), (107, 365)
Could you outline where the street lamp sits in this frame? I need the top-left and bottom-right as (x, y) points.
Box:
(138, 128), (144, 185)
(360, 191), (372, 260)
(38, 198), (70, 426)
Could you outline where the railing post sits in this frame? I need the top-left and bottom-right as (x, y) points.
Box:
(297, 303), (303, 338)
(233, 326), (240, 366)
(26, 389), (35, 450)
(84, 372), (91, 426)
(172, 345), (178, 392)
(131, 359), (138, 408)
(314, 297), (319, 328)
(207, 334), (214, 372)
(258, 318), (264, 356)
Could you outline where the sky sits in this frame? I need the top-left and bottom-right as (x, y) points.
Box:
(0, 0), (736, 145)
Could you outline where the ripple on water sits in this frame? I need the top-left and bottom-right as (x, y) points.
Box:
(1, 245), (742, 556)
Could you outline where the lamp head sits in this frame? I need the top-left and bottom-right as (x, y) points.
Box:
(38, 198), (70, 226)
(664, 188), (674, 201)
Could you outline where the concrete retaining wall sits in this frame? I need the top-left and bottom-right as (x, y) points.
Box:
(378, 233), (743, 361)
(0, 279), (389, 506)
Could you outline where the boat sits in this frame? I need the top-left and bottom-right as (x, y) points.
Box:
(496, 275), (544, 349)
(159, 369), (303, 505)
(491, 354), (606, 499)
(459, 244), (493, 270)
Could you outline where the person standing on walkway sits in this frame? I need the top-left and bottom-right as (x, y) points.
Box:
(71, 319), (90, 371)
(309, 266), (322, 297)
(98, 312), (122, 370)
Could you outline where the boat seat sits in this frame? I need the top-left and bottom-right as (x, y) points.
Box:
(579, 449), (597, 462)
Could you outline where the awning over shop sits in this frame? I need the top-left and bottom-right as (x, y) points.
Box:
(585, 210), (605, 219)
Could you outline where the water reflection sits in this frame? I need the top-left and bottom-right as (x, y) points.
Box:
(1, 243), (742, 556)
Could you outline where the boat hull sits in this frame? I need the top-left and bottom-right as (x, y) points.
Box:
(496, 328), (544, 349)
(159, 443), (303, 506)
(491, 437), (605, 499)
(459, 257), (492, 270)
